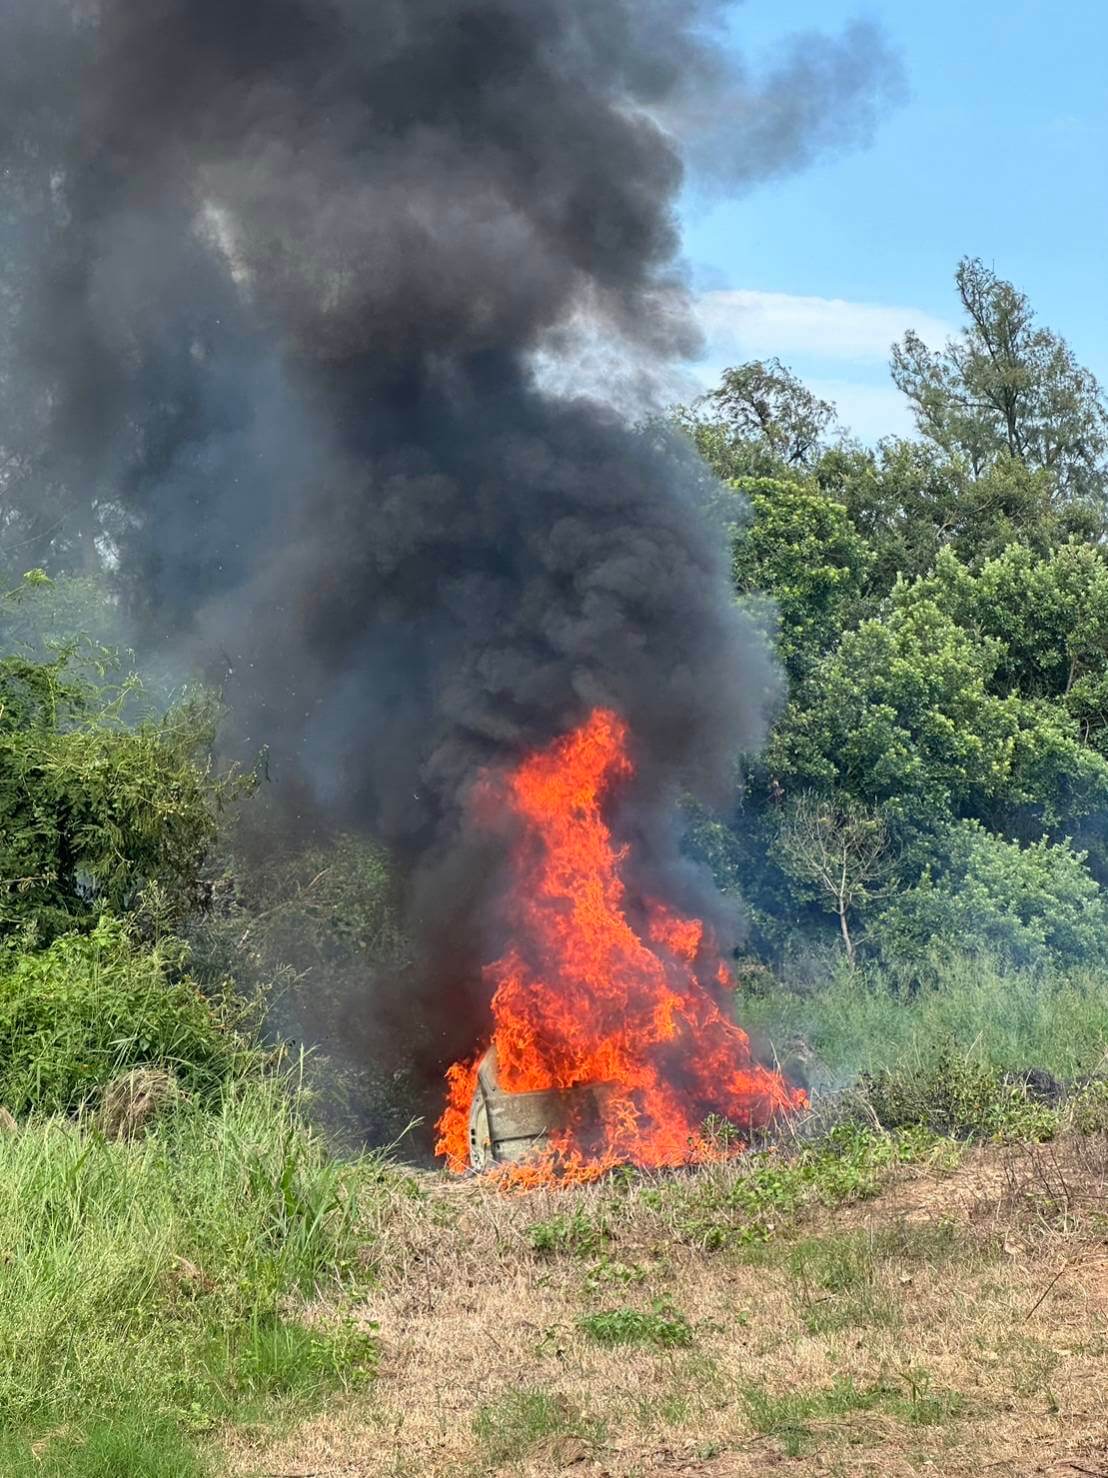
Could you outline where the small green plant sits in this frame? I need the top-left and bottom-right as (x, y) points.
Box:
(214, 1312), (378, 1406)
(636, 1120), (957, 1251)
(528, 1208), (609, 1257)
(578, 1300), (694, 1349)
(888, 1366), (965, 1426)
(582, 1255), (647, 1293)
(741, 1378), (882, 1458)
(1068, 1078), (1108, 1134)
(473, 1390), (597, 1465)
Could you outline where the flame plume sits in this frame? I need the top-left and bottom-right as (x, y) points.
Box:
(436, 708), (805, 1183)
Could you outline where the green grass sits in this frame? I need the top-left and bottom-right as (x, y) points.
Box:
(578, 1301), (695, 1349)
(0, 1077), (385, 1462)
(633, 1121), (957, 1250)
(742, 1369), (965, 1458)
(473, 1390), (600, 1465)
(786, 1235), (897, 1335)
(742, 949), (1108, 1084)
(741, 1377), (885, 1458)
(528, 1207), (610, 1257)
(0, 1416), (212, 1477)
(858, 1052), (1063, 1140)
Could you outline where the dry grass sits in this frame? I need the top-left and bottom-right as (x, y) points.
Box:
(227, 1135), (1108, 1478)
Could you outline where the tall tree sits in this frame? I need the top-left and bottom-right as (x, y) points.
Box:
(681, 358), (838, 479)
(773, 792), (893, 961)
(891, 258), (1108, 507)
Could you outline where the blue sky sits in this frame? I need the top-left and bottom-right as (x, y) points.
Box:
(682, 0), (1108, 440)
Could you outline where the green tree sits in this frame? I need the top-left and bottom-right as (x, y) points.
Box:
(0, 646), (233, 944)
(816, 438), (1083, 598)
(911, 542), (1108, 737)
(892, 257), (1108, 508)
(680, 359), (838, 480)
(876, 820), (1108, 969)
(767, 582), (1108, 844)
(731, 477), (872, 677)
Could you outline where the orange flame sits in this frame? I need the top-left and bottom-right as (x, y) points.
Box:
(435, 708), (805, 1182)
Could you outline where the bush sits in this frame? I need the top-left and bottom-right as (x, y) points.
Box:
(0, 645), (233, 946)
(858, 1054), (1060, 1143)
(875, 820), (1108, 970)
(0, 917), (249, 1117)
(190, 832), (418, 1148)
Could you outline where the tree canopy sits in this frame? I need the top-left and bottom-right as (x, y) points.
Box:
(685, 256), (1108, 968)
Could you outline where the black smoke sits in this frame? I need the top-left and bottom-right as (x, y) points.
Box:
(0, 1), (902, 1111)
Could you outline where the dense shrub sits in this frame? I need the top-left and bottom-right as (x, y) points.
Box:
(874, 821), (1108, 969)
(0, 646), (232, 945)
(0, 917), (248, 1116)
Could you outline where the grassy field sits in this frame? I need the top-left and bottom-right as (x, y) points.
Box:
(0, 1079), (383, 1476)
(9, 1063), (1108, 1477)
(741, 950), (1108, 1087)
(10, 946), (1108, 1476)
(229, 1119), (1108, 1478)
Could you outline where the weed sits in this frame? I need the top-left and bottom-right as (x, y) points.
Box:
(0, 919), (251, 1117)
(473, 1390), (599, 1464)
(582, 1255), (647, 1293)
(786, 1236), (896, 1335)
(0, 1078), (383, 1441)
(741, 1377), (881, 1458)
(888, 1366), (965, 1426)
(528, 1208), (609, 1257)
(1069, 1079), (1108, 1134)
(743, 1369), (964, 1458)
(213, 1312), (378, 1407)
(739, 951), (1108, 1085)
(579, 1300), (695, 1349)
(636, 1121), (957, 1251)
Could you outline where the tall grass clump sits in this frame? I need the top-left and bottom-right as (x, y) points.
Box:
(0, 1076), (383, 1443)
(742, 948), (1108, 1083)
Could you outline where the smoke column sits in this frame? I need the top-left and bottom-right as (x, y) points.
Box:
(0, 2), (902, 1106)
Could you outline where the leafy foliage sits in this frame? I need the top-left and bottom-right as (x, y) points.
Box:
(682, 358), (838, 478)
(683, 281), (1108, 964)
(0, 645), (231, 946)
(0, 917), (248, 1116)
(731, 478), (871, 676)
(876, 821), (1108, 969)
(578, 1301), (694, 1349)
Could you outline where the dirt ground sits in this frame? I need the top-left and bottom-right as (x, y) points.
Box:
(227, 1135), (1108, 1477)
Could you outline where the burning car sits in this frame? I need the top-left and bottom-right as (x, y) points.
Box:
(466, 1044), (616, 1170)
(437, 708), (807, 1183)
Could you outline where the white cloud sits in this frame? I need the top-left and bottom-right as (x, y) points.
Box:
(697, 288), (953, 364)
(804, 378), (916, 443)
